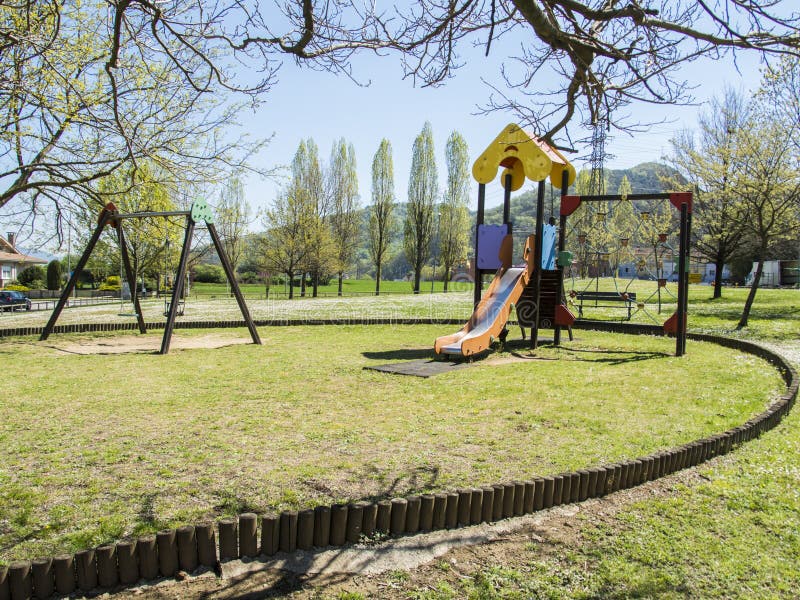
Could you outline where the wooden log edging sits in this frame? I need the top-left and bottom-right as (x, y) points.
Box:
(0, 318), (468, 339)
(0, 322), (796, 600)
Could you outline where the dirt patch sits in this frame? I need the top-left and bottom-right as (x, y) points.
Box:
(46, 332), (254, 355)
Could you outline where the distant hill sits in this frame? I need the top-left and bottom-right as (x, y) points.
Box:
(605, 161), (680, 195)
(481, 161), (681, 225)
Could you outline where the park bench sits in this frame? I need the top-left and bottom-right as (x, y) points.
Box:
(574, 291), (637, 320)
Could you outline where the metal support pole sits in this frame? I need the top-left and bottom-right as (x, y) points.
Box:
(207, 223), (262, 346)
(502, 176), (511, 226)
(117, 223), (147, 334)
(40, 215), (110, 341)
(676, 203), (689, 357)
(554, 170), (570, 347)
(161, 217), (194, 354)
(531, 180), (545, 350)
(681, 207), (692, 355)
(474, 183), (486, 308)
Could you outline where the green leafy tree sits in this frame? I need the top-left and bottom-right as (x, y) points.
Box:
(216, 174), (252, 279)
(611, 175), (637, 238)
(405, 122), (438, 293)
(439, 131), (470, 292)
(733, 115), (800, 329)
(0, 1), (266, 216)
(328, 139), (360, 296)
(369, 139), (395, 296)
(261, 142), (320, 300)
(569, 168), (612, 277)
(260, 187), (311, 300)
(284, 139), (332, 297)
(607, 175), (638, 277)
(97, 162), (183, 295)
(192, 264), (226, 284)
(667, 89), (749, 298)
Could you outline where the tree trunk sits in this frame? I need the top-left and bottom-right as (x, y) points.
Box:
(287, 270), (294, 299)
(443, 265), (450, 293)
(338, 272), (343, 296)
(300, 273), (306, 297)
(737, 256), (764, 329)
(375, 264), (381, 296)
(712, 254), (725, 299)
(413, 267), (421, 294)
(312, 271), (319, 298)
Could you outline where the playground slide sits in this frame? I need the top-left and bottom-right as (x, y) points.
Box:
(435, 261), (532, 357)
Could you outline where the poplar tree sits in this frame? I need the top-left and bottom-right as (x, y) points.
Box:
(438, 131), (470, 292)
(328, 139), (360, 296)
(261, 141), (316, 299)
(302, 139), (333, 297)
(217, 174), (252, 278)
(369, 140), (395, 296)
(405, 123), (438, 293)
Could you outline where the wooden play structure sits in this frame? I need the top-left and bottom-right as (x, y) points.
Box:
(435, 124), (577, 356)
(435, 123), (692, 357)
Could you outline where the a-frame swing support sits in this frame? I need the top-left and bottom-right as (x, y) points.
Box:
(40, 200), (262, 354)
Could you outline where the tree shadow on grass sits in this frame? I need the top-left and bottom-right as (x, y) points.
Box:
(362, 348), (435, 361)
(560, 347), (672, 366)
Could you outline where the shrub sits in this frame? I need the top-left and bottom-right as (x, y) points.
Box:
(98, 275), (121, 291)
(3, 283), (29, 291)
(46, 259), (62, 290)
(192, 264), (226, 283)
(17, 266), (45, 288)
(238, 270), (261, 284)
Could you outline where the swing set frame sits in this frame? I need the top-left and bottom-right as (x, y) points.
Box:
(40, 201), (262, 354)
(559, 192), (692, 357)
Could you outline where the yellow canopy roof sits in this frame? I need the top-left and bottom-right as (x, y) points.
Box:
(472, 124), (576, 191)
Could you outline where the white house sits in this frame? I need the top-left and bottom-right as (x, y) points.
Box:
(0, 233), (48, 288)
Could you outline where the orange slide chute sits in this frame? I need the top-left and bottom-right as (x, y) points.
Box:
(435, 236), (536, 357)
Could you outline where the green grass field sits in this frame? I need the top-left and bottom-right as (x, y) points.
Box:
(0, 325), (785, 564)
(0, 279), (797, 597)
(189, 277), (468, 297)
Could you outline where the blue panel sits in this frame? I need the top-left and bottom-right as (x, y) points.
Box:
(541, 224), (557, 270)
(477, 224), (509, 270)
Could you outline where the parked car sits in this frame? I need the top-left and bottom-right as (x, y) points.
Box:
(0, 290), (32, 311)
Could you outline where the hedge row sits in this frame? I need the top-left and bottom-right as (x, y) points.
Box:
(0, 321), (796, 600)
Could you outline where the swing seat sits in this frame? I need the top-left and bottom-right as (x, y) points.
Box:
(164, 299), (185, 317)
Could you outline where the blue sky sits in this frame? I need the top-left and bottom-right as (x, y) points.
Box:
(239, 33), (764, 216)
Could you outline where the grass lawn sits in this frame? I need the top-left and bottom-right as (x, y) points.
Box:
(189, 278), (469, 297)
(0, 326), (785, 563)
(389, 389), (800, 599)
